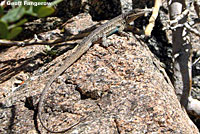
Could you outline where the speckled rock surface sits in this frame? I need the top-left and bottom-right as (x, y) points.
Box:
(0, 33), (199, 133)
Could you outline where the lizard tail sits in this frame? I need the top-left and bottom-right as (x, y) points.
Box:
(37, 42), (91, 133)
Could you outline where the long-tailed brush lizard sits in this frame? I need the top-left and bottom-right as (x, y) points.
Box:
(38, 8), (152, 133)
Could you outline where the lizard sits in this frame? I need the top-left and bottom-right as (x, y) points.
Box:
(38, 8), (152, 133)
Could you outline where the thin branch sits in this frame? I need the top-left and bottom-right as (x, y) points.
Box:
(164, 18), (200, 37)
(169, 9), (189, 25)
(184, 22), (200, 36)
(0, 33), (87, 47)
(0, 38), (65, 47)
(145, 0), (162, 36)
(192, 57), (200, 66)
